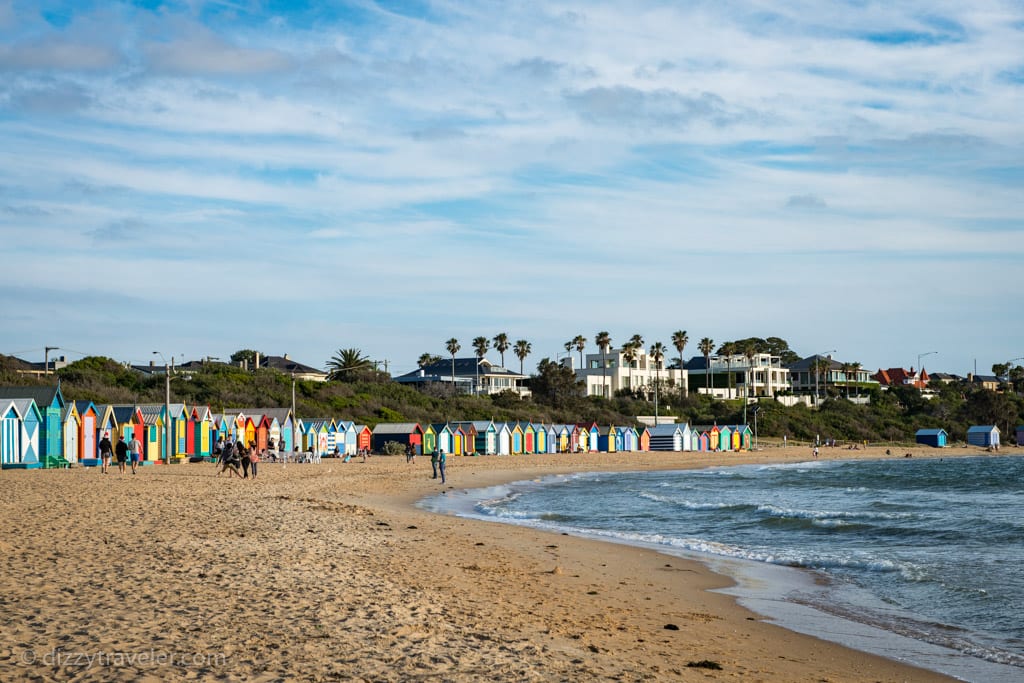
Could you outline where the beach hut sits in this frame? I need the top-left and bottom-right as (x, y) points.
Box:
(452, 421), (493, 455)
(574, 424), (589, 453)
(353, 425), (372, 453)
(966, 425), (1000, 448)
(533, 424), (547, 455)
(598, 426), (618, 453)
(452, 424), (467, 455)
(1, 400), (21, 467)
(1017, 426), (1024, 447)
(335, 421), (357, 455)
(616, 426), (636, 452)
(0, 386), (65, 464)
(588, 424), (601, 452)
(689, 429), (700, 452)
(649, 424), (683, 451)
(550, 425), (569, 453)
(637, 426), (650, 451)
(510, 423), (524, 454)
(423, 424), (437, 455)
(495, 423), (512, 455)
(452, 422), (479, 455)
(61, 403), (80, 464)
(718, 425), (732, 452)
(191, 405), (213, 458)
(915, 429), (948, 448)
(372, 423), (424, 453)
(725, 425), (752, 451)
(74, 401), (99, 466)
(431, 424), (453, 455)
(96, 405), (119, 444)
(522, 423), (536, 454)
(135, 405), (163, 462)
(12, 399), (42, 468)
(697, 430), (710, 452)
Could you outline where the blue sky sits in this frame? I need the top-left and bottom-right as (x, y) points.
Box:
(1, 0), (1022, 377)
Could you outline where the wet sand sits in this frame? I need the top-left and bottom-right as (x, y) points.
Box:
(0, 445), (983, 681)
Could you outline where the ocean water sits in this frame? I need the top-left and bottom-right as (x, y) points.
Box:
(419, 456), (1024, 682)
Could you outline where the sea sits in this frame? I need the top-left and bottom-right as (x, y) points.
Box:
(418, 455), (1024, 682)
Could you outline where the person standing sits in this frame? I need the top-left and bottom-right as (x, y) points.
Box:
(115, 435), (128, 476)
(240, 440), (251, 479)
(437, 448), (447, 485)
(128, 433), (143, 474)
(430, 447), (439, 479)
(98, 432), (113, 474)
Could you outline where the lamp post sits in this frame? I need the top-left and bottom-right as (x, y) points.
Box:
(916, 351), (938, 386)
(153, 351), (172, 465)
(291, 373), (299, 458)
(44, 346), (59, 375)
(814, 350), (836, 405)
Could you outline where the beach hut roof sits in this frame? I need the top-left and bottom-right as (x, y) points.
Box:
(0, 385), (64, 408)
(373, 422), (422, 434)
(966, 425), (999, 433)
(11, 398), (41, 419)
(915, 428), (948, 436)
(648, 424), (681, 436)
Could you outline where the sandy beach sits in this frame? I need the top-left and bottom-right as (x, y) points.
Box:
(0, 446), (985, 682)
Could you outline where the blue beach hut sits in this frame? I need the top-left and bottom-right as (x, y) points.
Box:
(966, 425), (1000, 448)
(915, 429), (948, 448)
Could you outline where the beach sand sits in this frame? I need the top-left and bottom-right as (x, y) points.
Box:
(0, 446), (979, 682)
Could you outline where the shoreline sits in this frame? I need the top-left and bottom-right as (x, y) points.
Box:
(0, 446), (1008, 681)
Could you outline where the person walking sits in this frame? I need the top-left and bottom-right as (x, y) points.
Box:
(220, 440), (242, 478)
(98, 432), (113, 474)
(128, 433), (143, 474)
(249, 448), (260, 479)
(114, 435), (128, 476)
(240, 442), (252, 479)
(437, 447), (447, 485)
(217, 438), (232, 475)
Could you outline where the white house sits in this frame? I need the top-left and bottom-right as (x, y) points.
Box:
(567, 347), (686, 398)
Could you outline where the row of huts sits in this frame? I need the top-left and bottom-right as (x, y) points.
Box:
(915, 425), (1008, 448)
(0, 386), (762, 469)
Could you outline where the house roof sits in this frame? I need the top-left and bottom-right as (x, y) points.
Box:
(260, 355), (326, 376)
(786, 355), (843, 371)
(0, 385), (64, 408)
(402, 357), (526, 379)
(373, 422), (422, 434)
(966, 425), (999, 433)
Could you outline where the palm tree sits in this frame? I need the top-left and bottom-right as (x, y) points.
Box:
(849, 361), (862, 397)
(595, 331), (611, 398)
(514, 339), (532, 375)
(649, 342), (666, 415)
(629, 333), (644, 350)
(563, 340), (574, 366)
(719, 342), (737, 399)
(326, 348), (372, 380)
(573, 334), (587, 369)
(622, 342), (638, 395)
(418, 353), (442, 368)
(445, 338), (460, 385)
(493, 333), (510, 367)
(841, 362), (854, 398)
(743, 341), (756, 398)
(699, 337), (715, 394)
(472, 336), (489, 393)
(671, 330), (688, 395)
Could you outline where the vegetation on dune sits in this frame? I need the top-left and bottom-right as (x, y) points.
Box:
(1, 354), (1021, 444)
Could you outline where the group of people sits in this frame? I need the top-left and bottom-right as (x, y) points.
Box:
(214, 437), (261, 479)
(98, 432), (142, 476)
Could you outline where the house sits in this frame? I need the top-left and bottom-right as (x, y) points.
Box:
(966, 374), (1001, 391)
(570, 345), (687, 399)
(395, 357), (530, 396)
(687, 352), (791, 399)
(258, 354), (328, 382)
(873, 367), (930, 390)
(966, 425), (1000, 448)
(787, 356), (878, 398)
(915, 429), (948, 448)
(0, 386), (65, 464)
(371, 423), (424, 453)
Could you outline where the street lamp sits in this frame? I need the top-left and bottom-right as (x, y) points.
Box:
(814, 350), (836, 404)
(153, 351), (172, 465)
(916, 351), (938, 385)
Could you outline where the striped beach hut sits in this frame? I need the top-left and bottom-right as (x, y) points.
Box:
(1, 400), (27, 468)
(966, 425), (1000, 448)
(0, 386), (65, 465)
(12, 399), (42, 468)
(649, 424), (683, 451)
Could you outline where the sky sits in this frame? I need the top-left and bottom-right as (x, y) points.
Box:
(1, 0), (1022, 378)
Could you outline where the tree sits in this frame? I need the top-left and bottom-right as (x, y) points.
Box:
(531, 357), (583, 409)
(230, 349), (262, 365)
(514, 339), (532, 375)
(573, 335), (587, 369)
(699, 337), (715, 394)
(472, 336), (490, 394)
(718, 342), (737, 398)
(595, 331), (612, 398)
(650, 341), (666, 408)
(622, 342), (639, 395)
(743, 341), (756, 398)
(418, 353), (442, 368)
(445, 338), (460, 384)
(671, 330), (688, 394)
(493, 333), (510, 367)
(326, 348), (373, 381)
